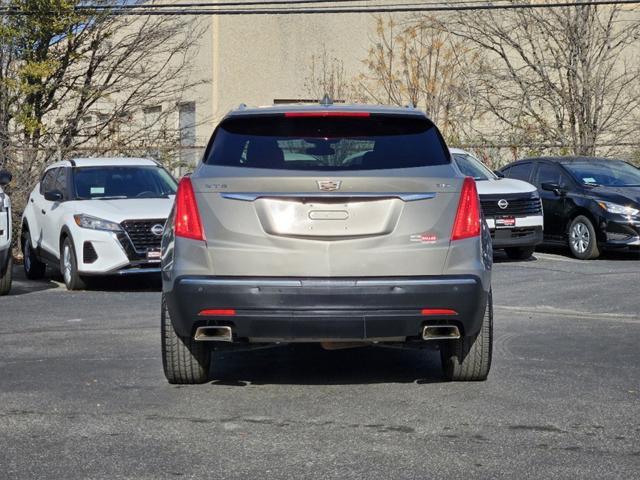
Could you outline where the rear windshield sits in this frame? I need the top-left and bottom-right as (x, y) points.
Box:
(204, 115), (449, 170)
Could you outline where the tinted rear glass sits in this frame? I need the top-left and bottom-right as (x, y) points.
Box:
(204, 115), (449, 170)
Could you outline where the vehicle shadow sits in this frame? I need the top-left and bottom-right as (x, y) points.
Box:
(492, 250), (539, 264)
(5, 265), (59, 296)
(86, 274), (162, 292)
(207, 343), (447, 386)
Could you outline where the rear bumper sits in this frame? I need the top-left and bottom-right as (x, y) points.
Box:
(164, 276), (489, 341)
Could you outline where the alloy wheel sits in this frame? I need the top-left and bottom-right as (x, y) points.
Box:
(570, 222), (590, 254)
(63, 244), (72, 286)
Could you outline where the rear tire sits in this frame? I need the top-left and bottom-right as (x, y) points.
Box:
(0, 256), (12, 295)
(504, 246), (535, 260)
(161, 294), (211, 384)
(60, 237), (87, 291)
(22, 232), (46, 280)
(568, 215), (600, 260)
(441, 290), (493, 381)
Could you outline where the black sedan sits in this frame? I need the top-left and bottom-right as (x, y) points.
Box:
(499, 156), (640, 259)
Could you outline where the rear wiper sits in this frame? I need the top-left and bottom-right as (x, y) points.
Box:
(93, 196), (128, 200)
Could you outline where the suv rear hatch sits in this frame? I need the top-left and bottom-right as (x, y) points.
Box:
(190, 112), (465, 277)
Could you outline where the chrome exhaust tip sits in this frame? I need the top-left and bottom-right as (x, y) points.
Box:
(194, 326), (233, 342)
(422, 325), (461, 341)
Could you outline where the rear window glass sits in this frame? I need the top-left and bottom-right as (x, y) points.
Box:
(204, 115), (449, 170)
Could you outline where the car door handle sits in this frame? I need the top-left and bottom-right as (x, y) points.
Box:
(41, 209), (46, 215)
(30, 198), (34, 203)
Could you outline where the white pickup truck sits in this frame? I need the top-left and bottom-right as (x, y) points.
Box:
(0, 169), (13, 295)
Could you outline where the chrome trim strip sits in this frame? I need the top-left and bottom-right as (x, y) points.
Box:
(180, 278), (476, 287)
(220, 192), (436, 202)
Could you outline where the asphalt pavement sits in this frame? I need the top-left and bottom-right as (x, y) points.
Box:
(0, 248), (639, 479)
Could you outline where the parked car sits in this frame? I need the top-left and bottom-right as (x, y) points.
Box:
(500, 156), (640, 259)
(450, 148), (543, 260)
(0, 168), (13, 295)
(160, 103), (493, 384)
(21, 158), (177, 290)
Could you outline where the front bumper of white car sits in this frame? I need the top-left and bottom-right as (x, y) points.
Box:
(73, 218), (166, 275)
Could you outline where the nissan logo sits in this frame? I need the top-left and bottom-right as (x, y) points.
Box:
(151, 224), (165, 236)
(498, 199), (509, 210)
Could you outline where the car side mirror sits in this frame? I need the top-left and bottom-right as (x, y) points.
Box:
(0, 169), (12, 186)
(541, 182), (564, 196)
(44, 190), (63, 202)
(494, 170), (505, 178)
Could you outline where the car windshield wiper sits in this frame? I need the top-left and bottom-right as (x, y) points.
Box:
(93, 196), (128, 200)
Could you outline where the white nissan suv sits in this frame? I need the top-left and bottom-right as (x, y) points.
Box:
(451, 148), (544, 259)
(21, 158), (177, 290)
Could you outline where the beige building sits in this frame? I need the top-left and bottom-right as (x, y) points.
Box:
(181, 9), (379, 148)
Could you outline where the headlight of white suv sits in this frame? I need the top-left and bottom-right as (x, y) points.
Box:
(597, 201), (639, 217)
(74, 214), (122, 232)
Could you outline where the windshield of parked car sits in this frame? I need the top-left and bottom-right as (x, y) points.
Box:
(562, 161), (640, 187)
(73, 166), (177, 200)
(204, 114), (450, 170)
(452, 153), (497, 181)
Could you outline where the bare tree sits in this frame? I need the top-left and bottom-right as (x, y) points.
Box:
(304, 46), (351, 102)
(0, 1), (206, 244)
(445, 2), (640, 156)
(355, 16), (482, 141)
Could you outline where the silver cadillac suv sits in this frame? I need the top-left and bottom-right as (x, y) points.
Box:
(160, 104), (493, 384)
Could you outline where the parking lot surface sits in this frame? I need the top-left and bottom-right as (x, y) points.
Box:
(1, 249), (639, 479)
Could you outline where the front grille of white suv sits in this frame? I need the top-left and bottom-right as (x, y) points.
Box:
(120, 219), (165, 254)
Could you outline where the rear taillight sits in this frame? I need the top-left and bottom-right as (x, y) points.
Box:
(451, 177), (481, 241)
(198, 309), (236, 316)
(175, 177), (205, 241)
(421, 309), (458, 316)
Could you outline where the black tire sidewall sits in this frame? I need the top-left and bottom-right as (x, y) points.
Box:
(0, 256), (11, 295)
(23, 232), (45, 279)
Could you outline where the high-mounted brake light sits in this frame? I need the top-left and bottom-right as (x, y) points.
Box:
(284, 111), (370, 118)
(198, 309), (236, 316)
(175, 177), (205, 241)
(421, 309), (458, 316)
(451, 176), (481, 241)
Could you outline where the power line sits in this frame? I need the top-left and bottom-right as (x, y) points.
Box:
(79, 0), (507, 8)
(1, 0), (640, 15)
